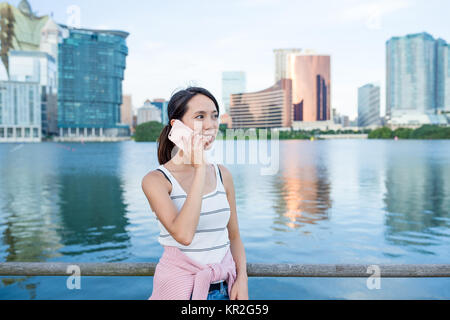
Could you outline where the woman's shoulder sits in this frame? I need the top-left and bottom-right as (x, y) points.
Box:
(141, 166), (172, 193)
(216, 164), (233, 191)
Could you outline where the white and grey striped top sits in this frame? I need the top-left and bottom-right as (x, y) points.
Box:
(155, 163), (231, 266)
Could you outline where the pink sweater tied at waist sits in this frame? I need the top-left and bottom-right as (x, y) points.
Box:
(149, 246), (237, 300)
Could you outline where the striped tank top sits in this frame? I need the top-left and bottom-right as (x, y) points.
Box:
(155, 163), (231, 266)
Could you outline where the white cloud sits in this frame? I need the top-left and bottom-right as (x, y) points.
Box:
(339, 0), (413, 30)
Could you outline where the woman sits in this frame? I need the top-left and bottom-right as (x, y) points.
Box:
(141, 87), (249, 300)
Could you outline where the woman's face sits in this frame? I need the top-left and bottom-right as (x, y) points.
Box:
(170, 94), (219, 150)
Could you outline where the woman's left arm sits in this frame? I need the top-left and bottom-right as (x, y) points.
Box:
(220, 165), (249, 300)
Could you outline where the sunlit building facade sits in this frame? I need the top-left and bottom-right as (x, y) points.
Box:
(229, 79), (292, 129)
(289, 54), (331, 122)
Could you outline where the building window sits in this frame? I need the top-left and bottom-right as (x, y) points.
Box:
(0, 128), (4, 138)
(14, 88), (18, 125)
(16, 127), (22, 138)
(7, 128), (13, 138)
(29, 89), (34, 123)
(25, 128), (30, 138)
(33, 128), (38, 138)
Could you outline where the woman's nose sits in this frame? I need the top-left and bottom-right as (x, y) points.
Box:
(203, 117), (217, 131)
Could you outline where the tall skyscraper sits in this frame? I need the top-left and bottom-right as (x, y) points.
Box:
(289, 53), (331, 122)
(436, 38), (450, 113)
(274, 48), (302, 82)
(222, 71), (246, 115)
(358, 83), (380, 127)
(386, 32), (436, 119)
(57, 25), (129, 138)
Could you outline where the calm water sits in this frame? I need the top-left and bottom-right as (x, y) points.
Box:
(0, 139), (449, 300)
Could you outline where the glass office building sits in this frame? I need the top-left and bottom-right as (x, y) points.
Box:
(358, 83), (381, 127)
(386, 32), (436, 118)
(57, 26), (129, 137)
(289, 54), (331, 122)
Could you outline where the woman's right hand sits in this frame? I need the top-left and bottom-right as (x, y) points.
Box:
(181, 132), (207, 168)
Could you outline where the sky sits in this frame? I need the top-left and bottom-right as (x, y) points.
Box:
(15, 0), (450, 119)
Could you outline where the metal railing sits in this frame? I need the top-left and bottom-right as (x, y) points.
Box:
(1, 263), (450, 277)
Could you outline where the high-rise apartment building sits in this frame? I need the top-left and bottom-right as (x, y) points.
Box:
(386, 32), (436, 119)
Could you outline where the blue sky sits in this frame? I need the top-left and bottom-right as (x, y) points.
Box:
(17, 0), (450, 119)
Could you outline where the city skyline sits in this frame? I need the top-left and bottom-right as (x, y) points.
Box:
(11, 0), (450, 120)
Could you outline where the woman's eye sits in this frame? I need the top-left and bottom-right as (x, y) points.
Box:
(195, 115), (204, 119)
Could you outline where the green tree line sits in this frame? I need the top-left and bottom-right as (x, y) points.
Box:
(368, 125), (450, 139)
(133, 122), (450, 142)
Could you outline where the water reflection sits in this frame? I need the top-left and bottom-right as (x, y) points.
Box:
(0, 144), (65, 298)
(383, 142), (450, 254)
(272, 141), (331, 231)
(0, 145), (64, 262)
(56, 173), (131, 259)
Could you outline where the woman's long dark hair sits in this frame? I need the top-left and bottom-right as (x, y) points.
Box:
(157, 87), (220, 165)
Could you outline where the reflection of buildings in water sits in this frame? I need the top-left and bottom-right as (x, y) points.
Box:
(0, 144), (64, 298)
(383, 154), (450, 251)
(0, 149), (64, 262)
(272, 142), (332, 230)
(57, 173), (131, 255)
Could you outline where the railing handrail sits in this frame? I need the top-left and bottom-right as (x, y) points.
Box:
(1, 263), (450, 277)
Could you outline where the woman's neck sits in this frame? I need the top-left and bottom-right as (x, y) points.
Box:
(166, 149), (210, 171)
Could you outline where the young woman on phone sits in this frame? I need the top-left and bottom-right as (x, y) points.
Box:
(141, 87), (249, 300)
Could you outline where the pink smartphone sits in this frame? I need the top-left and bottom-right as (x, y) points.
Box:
(168, 120), (193, 152)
